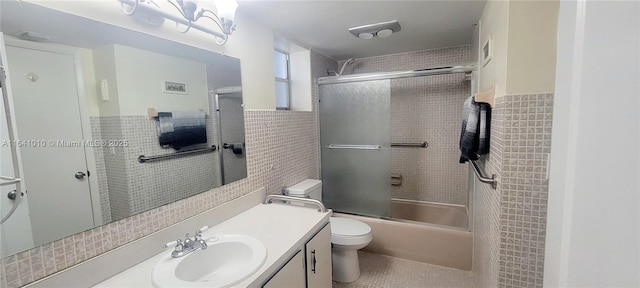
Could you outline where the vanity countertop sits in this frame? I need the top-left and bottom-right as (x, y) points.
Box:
(94, 202), (331, 287)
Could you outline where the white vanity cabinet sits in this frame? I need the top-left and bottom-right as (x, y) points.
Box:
(91, 200), (332, 288)
(305, 224), (332, 288)
(263, 250), (306, 288)
(263, 223), (332, 287)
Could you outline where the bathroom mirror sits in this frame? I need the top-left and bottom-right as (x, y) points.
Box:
(0, 1), (247, 257)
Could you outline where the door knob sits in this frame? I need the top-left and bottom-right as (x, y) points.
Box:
(75, 172), (86, 179)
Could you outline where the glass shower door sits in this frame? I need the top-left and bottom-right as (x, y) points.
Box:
(319, 80), (391, 218)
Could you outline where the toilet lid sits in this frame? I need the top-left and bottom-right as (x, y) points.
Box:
(330, 217), (371, 237)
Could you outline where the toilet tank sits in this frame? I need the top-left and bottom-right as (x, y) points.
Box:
(286, 179), (322, 201)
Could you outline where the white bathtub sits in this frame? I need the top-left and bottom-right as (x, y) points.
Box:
(332, 199), (472, 271)
(390, 198), (469, 230)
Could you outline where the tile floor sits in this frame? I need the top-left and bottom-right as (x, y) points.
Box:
(333, 251), (473, 288)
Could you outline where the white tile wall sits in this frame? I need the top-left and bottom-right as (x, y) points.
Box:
(90, 118), (111, 223)
(473, 94), (553, 288)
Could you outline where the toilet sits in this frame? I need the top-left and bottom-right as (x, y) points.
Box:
(285, 179), (372, 283)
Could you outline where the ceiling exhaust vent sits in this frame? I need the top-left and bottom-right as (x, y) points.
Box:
(348, 20), (401, 39)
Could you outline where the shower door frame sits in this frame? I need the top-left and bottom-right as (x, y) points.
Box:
(318, 63), (476, 228)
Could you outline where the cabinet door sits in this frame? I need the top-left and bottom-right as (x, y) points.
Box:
(306, 223), (332, 288)
(264, 250), (306, 288)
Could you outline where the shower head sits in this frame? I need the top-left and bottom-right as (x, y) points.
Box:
(339, 58), (355, 75)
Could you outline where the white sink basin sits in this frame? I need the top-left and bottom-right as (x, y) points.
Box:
(152, 234), (267, 288)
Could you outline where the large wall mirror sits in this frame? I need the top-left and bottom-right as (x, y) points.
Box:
(0, 1), (247, 257)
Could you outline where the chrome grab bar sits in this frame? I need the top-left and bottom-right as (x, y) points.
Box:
(470, 160), (497, 189)
(264, 195), (328, 213)
(391, 141), (428, 148)
(138, 145), (217, 163)
(326, 144), (381, 150)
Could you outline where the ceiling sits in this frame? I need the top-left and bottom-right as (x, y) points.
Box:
(238, 0), (487, 60)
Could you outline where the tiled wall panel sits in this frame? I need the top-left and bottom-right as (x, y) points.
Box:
(473, 96), (505, 288)
(473, 94), (553, 288)
(498, 94), (553, 288)
(99, 117), (130, 221)
(90, 118), (111, 223)
(339, 45), (470, 75)
(390, 75), (470, 205)
(120, 115), (220, 217)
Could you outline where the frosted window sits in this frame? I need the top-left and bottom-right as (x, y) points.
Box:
(275, 80), (290, 109)
(274, 51), (288, 79)
(274, 50), (290, 110)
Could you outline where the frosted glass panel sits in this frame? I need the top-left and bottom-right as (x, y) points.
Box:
(275, 81), (289, 109)
(319, 80), (391, 218)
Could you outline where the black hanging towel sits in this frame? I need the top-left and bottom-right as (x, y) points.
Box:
(459, 96), (491, 163)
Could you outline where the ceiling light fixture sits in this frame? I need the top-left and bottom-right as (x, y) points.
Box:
(376, 29), (393, 38)
(358, 32), (374, 40)
(119, 0), (238, 45)
(349, 20), (401, 40)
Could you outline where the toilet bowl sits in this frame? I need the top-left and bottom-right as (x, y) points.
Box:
(286, 179), (372, 283)
(330, 217), (372, 282)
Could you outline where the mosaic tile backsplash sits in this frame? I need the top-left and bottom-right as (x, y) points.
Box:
(344, 46), (471, 206)
(472, 94), (553, 288)
(0, 51), (336, 288)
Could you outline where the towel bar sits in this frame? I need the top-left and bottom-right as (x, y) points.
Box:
(326, 144), (381, 150)
(264, 195), (328, 213)
(138, 145), (217, 163)
(391, 142), (428, 148)
(470, 160), (497, 189)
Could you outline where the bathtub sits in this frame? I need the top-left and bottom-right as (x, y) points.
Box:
(332, 199), (472, 271)
(390, 198), (469, 230)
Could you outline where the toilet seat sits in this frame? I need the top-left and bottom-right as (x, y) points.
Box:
(330, 217), (372, 246)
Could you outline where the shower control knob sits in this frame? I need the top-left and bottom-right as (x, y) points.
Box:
(75, 172), (86, 180)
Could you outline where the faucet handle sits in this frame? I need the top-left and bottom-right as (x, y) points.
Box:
(164, 239), (184, 251)
(198, 226), (209, 233)
(184, 233), (194, 245)
(195, 226), (209, 237)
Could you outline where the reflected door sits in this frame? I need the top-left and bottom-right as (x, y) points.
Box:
(319, 80), (391, 218)
(217, 92), (247, 184)
(6, 45), (95, 245)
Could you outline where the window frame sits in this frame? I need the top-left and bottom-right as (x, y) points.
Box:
(274, 48), (291, 110)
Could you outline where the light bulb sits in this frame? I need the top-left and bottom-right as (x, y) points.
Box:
(180, 0), (198, 21)
(213, 0), (238, 35)
(358, 32), (374, 39)
(376, 29), (393, 38)
(213, 0), (238, 22)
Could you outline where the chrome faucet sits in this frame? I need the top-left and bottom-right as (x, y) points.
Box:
(165, 226), (209, 258)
